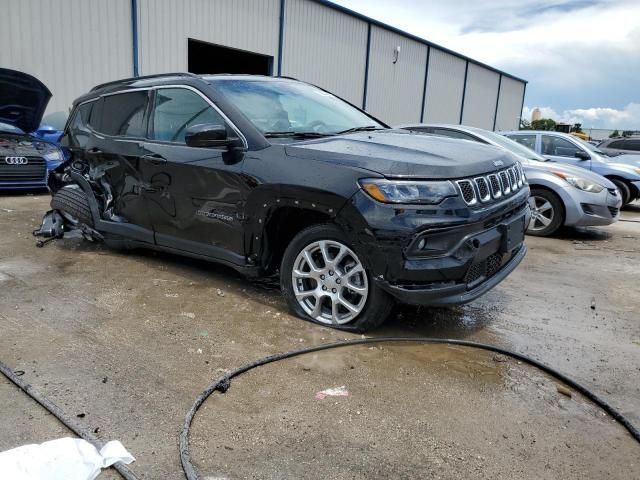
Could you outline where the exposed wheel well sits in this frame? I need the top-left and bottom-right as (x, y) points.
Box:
(529, 185), (566, 224)
(262, 207), (332, 274)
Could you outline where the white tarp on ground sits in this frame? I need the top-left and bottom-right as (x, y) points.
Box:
(0, 437), (135, 480)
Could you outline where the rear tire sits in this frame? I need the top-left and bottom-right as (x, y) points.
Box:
(610, 179), (631, 206)
(527, 188), (563, 236)
(50, 185), (94, 227)
(280, 224), (393, 332)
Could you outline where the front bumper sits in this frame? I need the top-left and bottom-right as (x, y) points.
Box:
(561, 186), (622, 227)
(342, 188), (530, 307)
(379, 244), (527, 305)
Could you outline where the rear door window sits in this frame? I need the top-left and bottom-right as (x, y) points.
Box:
(607, 140), (626, 149)
(506, 134), (536, 150)
(99, 91), (150, 137)
(150, 88), (225, 144)
(540, 135), (581, 157)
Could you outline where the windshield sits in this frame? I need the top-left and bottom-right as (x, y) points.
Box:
(209, 78), (385, 136)
(481, 130), (548, 161)
(0, 122), (24, 134)
(575, 136), (604, 154)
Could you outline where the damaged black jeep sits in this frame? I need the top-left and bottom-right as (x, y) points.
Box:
(43, 73), (530, 331)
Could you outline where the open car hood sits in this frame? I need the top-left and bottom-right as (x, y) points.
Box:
(0, 68), (52, 134)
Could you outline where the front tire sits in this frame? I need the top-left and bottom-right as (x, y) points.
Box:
(50, 185), (94, 227)
(610, 179), (631, 206)
(280, 224), (393, 332)
(527, 189), (563, 236)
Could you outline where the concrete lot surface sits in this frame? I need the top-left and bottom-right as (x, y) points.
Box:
(1, 193), (639, 479)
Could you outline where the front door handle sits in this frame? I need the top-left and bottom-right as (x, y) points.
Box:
(87, 147), (102, 155)
(141, 153), (167, 165)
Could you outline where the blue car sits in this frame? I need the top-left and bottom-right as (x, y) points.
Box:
(0, 68), (65, 190)
(33, 124), (64, 144)
(502, 130), (640, 206)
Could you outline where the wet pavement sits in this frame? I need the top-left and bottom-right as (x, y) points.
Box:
(0, 192), (639, 479)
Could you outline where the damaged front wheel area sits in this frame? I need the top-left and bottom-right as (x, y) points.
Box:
(50, 185), (94, 227)
(34, 185), (102, 245)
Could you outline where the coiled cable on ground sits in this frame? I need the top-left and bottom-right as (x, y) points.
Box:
(2, 337), (639, 480)
(179, 337), (640, 480)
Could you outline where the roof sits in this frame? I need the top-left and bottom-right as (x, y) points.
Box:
(313, 0), (527, 84)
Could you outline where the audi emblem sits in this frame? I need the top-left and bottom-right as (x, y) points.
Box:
(5, 156), (28, 165)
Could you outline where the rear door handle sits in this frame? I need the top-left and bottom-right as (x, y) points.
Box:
(141, 153), (167, 165)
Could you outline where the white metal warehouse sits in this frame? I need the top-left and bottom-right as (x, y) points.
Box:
(1, 0), (527, 130)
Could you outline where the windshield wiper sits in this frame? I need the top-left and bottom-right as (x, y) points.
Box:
(263, 131), (331, 138)
(334, 125), (384, 135)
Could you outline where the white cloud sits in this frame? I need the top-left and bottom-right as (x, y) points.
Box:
(523, 103), (640, 129)
(333, 0), (640, 114)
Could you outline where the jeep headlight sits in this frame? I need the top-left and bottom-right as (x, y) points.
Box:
(359, 179), (457, 204)
(551, 170), (604, 193)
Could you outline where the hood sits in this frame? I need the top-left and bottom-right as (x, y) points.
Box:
(284, 129), (516, 179)
(0, 68), (52, 133)
(525, 160), (616, 189)
(603, 153), (640, 167)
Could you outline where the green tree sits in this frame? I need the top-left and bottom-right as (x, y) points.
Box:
(519, 118), (531, 130)
(610, 129), (620, 138)
(531, 118), (556, 131)
(571, 123), (583, 133)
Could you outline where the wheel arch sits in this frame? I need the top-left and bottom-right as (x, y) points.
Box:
(245, 185), (357, 274)
(605, 175), (637, 201)
(529, 184), (567, 226)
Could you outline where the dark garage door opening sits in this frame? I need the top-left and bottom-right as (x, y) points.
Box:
(188, 39), (273, 75)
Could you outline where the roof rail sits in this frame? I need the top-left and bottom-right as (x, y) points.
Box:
(90, 72), (200, 92)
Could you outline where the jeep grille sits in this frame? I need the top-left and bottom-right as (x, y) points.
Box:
(456, 165), (525, 206)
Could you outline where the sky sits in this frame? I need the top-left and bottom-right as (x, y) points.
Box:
(332, 0), (640, 129)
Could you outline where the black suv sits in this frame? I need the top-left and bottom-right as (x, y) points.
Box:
(45, 73), (530, 331)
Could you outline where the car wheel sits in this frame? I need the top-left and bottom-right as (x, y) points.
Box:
(280, 224), (393, 332)
(50, 185), (94, 227)
(527, 189), (563, 236)
(610, 179), (631, 206)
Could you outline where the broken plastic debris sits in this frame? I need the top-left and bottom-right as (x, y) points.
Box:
(556, 385), (573, 398)
(315, 385), (349, 400)
(0, 437), (135, 480)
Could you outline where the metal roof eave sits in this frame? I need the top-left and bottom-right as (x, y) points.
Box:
(312, 0), (528, 85)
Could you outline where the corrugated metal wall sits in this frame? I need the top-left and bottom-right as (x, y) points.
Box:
(422, 49), (467, 124)
(461, 63), (501, 130)
(1, 0), (527, 131)
(282, 0), (368, 105)
(494, 76), (525, 131)
(365, 26), (428, 126)
(138, 0), (281, 75)
(0, 0), (132, 122)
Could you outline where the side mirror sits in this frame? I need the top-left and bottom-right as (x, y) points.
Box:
(575, 150), (590, 160)
(185, 124), (239, 148)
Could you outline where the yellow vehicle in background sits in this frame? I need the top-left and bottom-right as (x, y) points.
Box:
(555, 123), (591, 141)
(570, 131), (590, 141)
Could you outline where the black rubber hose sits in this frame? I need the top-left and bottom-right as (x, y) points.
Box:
(179, 336), (640, 480)
(0, 360), (140, 480)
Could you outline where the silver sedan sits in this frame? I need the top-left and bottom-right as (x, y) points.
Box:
(397, 124), (622, 236)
